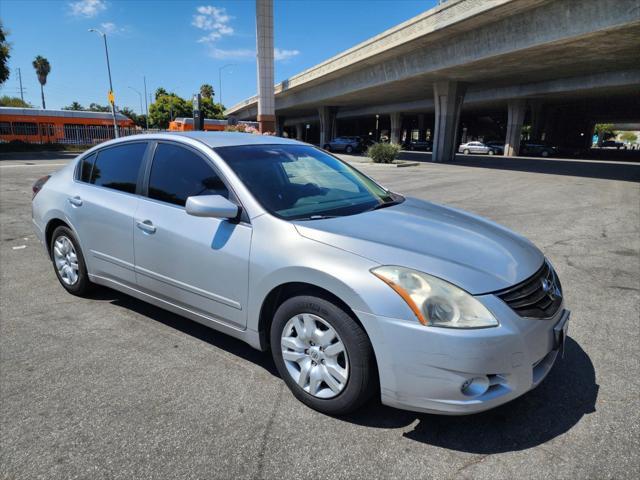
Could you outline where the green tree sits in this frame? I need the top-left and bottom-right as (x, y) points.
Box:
(149, 93), (190, 128)
(63, 101), (85, 111)
(200, 83), (214, 99)
(0, 22), (10, 86)
(594, 123), (616, 141)
(0, 95), (32, 107)
(620, 131), (638, 144)
(32, 55), (51, 109)
(154, 87), (168, 100)
(88, 102), (111, 112)
(198, 96), (224, 120)
(118, 106), (146, 128)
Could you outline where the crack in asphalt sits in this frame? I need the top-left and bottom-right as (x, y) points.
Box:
(254, 382), (284, 480)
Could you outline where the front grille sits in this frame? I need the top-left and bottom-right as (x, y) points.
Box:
(495, 261), (562, 319)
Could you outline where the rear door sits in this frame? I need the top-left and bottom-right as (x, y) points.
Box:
(66, 142), (148, 286)
(133, 142), (251, 328)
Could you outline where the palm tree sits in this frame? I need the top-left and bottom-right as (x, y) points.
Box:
(200, 84), (214, 99)
(32, 55), (51, 109)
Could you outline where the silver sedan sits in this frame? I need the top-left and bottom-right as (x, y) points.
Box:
(32, 132), (569, 415)
(458, 141), (497, 155)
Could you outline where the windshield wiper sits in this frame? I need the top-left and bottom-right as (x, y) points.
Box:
(295, 214), (340, 221)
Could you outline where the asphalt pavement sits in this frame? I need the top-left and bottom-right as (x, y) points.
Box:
(1, 154), (638, 479)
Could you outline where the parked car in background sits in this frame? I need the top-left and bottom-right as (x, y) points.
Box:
(323, 136), (364, 154)
(485, 141), (505, 155)
(33, 132), (569, 416)
(599, 140), (626, 149)
(520, 142), (557, 157)
(458, 141), (499, 155)
(404, 140), (433, 151)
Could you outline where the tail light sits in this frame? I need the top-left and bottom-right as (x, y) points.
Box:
(32, 175), (51, 199)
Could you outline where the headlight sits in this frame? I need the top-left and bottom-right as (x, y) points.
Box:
(371, 266), (498, 328)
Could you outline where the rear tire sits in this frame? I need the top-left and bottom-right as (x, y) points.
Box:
(270, 295), (376, 416)
(345, 145), (353, 154)
(50, 226), (92, 296)
(323, 144), (331, 151)
(488, 149), (495, 155)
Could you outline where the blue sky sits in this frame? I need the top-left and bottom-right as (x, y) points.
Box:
(1, 0), (437, 112)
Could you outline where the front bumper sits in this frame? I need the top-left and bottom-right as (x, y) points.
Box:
(355, 296), (568, 415)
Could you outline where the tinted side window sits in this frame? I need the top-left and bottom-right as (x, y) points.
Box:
(91, 143), (147, 193)
(148, 143), (229, 207)
(79, 153), (96, 183)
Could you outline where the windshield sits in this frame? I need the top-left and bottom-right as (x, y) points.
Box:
(215, 144), (397, 220)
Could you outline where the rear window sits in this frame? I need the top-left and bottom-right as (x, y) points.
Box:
(90, 143), (147, 194)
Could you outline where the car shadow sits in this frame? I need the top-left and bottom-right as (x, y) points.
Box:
(88, 288), (597, 453)
(343, 337), (598, 453)
(397, 151), (640, 183)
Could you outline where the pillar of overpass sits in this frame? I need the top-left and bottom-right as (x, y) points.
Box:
(432, 81), (466, 162)
(295, 123), (304, 140)
(255, 0), (276, 133)
(318, 107), (336, 147)
(390, 112), (403, 144)
(504, 99), (526, 156)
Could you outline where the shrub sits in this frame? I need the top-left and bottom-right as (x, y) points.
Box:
(367, 142), (401, 163)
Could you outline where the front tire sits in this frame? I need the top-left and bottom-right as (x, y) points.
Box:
(463, 149), (470, 155)
(50, 226), (92, 296)
(323, 144), (331, 151)
(270, 295), (376, 415)
(345, 145), (353, 154)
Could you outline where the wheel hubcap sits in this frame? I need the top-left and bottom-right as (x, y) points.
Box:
(53, 235), (79, 286)
(281, 313), (349, 399)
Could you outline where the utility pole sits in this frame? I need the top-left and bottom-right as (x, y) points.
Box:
(17, 68), (24, 102)
(89, 28), (119, 138)
(143, 76), (149, 129)
(219, 64), (234, 108)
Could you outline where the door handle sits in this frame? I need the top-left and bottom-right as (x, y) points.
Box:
(136, 220), (156, 234)
(68, 196), (83, 207)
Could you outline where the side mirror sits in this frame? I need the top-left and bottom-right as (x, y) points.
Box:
(185, 195), (239, 219)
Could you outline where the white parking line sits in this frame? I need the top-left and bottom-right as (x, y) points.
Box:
(0, 163), (68, 168)
(12, 245), (27, 250)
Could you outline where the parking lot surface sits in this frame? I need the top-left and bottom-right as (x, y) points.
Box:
(1, 154), (639, 479)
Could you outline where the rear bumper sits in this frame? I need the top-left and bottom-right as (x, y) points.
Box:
(356, 296), (567, 415)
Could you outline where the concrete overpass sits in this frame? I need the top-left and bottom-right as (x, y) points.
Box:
(226, 0), (640, 161)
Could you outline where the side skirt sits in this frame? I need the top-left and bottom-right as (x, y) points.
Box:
(89, 274), (263, 350)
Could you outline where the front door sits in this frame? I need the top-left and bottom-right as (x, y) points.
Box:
(133, 142), (251, 328)
(66, 142), (148, 286)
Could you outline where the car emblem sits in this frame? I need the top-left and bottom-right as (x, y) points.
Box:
(541, 277), (561, 301)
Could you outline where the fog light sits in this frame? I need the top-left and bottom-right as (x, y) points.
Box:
(461, 376), (490, 397)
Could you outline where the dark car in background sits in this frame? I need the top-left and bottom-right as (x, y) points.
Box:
(485, 141), (505, 155)
(599, 140), (626, 149)
(403, 140), (433, 151)
(323, 136), (364, 153)
(520, 142), (557, 157)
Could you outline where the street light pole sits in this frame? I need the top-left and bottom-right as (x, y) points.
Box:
(218, 64), (235, 108)
(143, 76), (149, 129)
(128, 86), (147, 130)
(89, 28), (119, 138)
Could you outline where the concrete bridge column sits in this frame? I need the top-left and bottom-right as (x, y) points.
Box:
(295, 123), (304, 141)
(504, 99), (526, 156)
(432, 81), (466, 162)
(390, 112), (403, 144)
(319, 106), (336, 147)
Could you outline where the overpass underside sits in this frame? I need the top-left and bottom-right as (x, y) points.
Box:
(227, 0), (640, 160)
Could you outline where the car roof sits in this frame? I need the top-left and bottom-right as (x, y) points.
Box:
(104, 131), (305, 149)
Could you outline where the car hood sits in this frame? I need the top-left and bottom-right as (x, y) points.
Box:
(293, 197), (543, 294)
